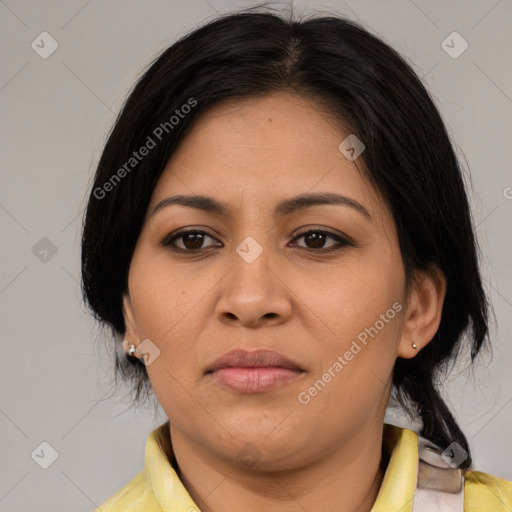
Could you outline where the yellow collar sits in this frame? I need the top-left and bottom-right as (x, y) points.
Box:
(371, 423), (418, 511)
(144, 422), (420, 511)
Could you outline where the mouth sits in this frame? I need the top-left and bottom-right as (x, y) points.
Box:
(205, 349), (305, 394)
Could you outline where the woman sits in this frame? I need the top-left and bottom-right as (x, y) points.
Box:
(81, 9), (512, 512)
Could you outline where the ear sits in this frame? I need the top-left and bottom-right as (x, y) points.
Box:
(397, 264), (447, 359)
(122, 292), (141, 354)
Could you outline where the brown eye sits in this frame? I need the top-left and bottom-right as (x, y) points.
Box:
(161, 227), (352, 254)
(291, 228), (351, 253)
(161, 229), (222, 251)
(302, 231), (328, 249)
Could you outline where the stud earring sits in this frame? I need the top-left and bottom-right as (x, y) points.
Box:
(122, 339), (138, 358)
(412, 342), (418, 349)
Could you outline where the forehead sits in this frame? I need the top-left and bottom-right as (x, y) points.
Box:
(148, 92), (390, 228)
(179, 92), (345, 161)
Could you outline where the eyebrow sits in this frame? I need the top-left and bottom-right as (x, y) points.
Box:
(150, 193), (372, 222)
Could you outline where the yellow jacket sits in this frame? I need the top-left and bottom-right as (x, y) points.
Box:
(95, 422), (511, 511)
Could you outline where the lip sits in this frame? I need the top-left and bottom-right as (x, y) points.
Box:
(206, 349), (305, 394)
(206, 349), (303, 373)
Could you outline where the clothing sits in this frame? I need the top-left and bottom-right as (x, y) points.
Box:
(95, 422), (512, 511)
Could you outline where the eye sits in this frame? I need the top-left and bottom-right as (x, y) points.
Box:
(289, 227), (352, 253)
(161, 226), (352, 253)
(161, 228), (222, 251)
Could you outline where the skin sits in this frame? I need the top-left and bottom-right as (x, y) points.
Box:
(122, 91), (446, 512)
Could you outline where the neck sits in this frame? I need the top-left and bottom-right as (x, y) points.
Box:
(169, 421), (387, 512)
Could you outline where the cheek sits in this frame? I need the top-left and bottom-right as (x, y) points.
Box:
(295, 259), (404, 418)
(128, 244), (203, 335)
(300, 253), (403, 346)
(127, 255), (211, 397)
(294, 271), (403, 428)
(132, 280), (207, 420)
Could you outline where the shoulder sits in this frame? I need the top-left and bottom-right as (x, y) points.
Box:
(413, 428), (512, 511)
(464, 469), (512, 510)
(93, 469), (161, 512)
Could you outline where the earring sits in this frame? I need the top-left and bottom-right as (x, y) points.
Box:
(123, 339), (138, 358)
(412, 342), (418, 349)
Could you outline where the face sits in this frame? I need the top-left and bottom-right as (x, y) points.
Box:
(123, 92), (410, 470)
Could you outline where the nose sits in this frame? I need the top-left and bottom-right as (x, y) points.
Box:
(215, 244), (293, 328)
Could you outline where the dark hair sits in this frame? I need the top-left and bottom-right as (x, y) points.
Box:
(81, 7), (490, 468)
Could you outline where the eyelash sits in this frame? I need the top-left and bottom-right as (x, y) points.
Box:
(160, 226), (353, 254)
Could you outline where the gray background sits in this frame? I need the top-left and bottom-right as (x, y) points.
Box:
(0, 0), (511, 510)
